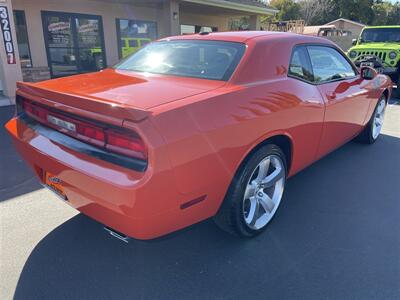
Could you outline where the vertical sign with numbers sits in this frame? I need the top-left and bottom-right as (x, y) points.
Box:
(0, 6), (16, 64)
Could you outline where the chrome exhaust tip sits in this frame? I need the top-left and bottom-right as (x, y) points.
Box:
(104, 226), (130, 243)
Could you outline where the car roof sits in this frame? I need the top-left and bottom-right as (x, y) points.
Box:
(160, 31), (334, 45)
(363, 25), (400, 29)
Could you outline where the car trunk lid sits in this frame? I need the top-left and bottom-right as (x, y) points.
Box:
(17, 68), (225, 123)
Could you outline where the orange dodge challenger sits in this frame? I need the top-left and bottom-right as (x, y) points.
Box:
(6, 31), (392, 240)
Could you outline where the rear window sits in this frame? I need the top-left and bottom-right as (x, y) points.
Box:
(114, 40), (246, 81)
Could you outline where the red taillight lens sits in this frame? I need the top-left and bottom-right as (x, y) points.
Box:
(76, 123), (105, 146)
(22, 99), (147, 161)
(23, 101), (48, 122)
(106, 130), (147, 160)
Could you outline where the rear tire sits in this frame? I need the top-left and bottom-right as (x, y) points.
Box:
(356, 95), (387, 144)
(214, 144), (287, 237)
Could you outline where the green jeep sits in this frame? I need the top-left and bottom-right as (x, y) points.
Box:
(347, 25), (400, 96)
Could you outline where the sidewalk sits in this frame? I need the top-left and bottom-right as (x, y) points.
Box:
(0, 94), (12, 107)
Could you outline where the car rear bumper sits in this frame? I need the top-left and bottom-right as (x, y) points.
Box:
(5, 115), (214, 239)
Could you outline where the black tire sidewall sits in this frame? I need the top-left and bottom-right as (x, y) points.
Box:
(229, 144), (287, 237)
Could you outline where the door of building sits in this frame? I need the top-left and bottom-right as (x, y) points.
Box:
(42, 11), (106, 78)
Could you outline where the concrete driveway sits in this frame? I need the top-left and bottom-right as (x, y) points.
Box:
(1, 98), (399, 300)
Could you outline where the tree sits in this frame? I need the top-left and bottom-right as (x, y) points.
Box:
(332, 0), (375, 24)
(386, 2), (400, 25)
(266, 0), (400, 26)
(298, 0), (333, 25)
(373, 1), (400, 25)
(372, 1), (393, 25)
(269, 0), (301, 21)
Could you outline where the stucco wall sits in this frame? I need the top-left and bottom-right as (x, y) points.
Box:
(0, 0), (22, 100)
(180, 12), (230, 31)
(324, 36), (354, 52)
(329, 20), (364, 38)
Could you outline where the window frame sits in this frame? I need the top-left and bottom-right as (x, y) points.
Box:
(13, 10), (33, 68)
(287, 43), (359, 85)
(41, 10), (107, 78)
(115, 18), (158, 59)
(306, 44), (359, 84)
(287, 45), (314, 83)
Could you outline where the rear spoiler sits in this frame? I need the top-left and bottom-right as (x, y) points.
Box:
(16, 81), (150, 125)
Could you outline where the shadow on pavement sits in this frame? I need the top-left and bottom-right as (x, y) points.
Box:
(13, 134), (400, 299)
(389, 98), (399, 105)
(0, 106), (42, 202)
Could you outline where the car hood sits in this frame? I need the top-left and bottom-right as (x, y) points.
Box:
(350, 42), (400, 51)
(26, 68), (226, 110)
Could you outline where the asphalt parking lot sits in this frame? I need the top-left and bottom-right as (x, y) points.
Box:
(1, 97), (399, 300)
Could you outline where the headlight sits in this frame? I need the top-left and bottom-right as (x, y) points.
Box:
(389, 51), (397, 59)
(349, 50), (357, 58)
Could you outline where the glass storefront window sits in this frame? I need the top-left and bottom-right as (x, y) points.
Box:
(46, 15), (74, 48)
(76, 18), (105, 71)
(180, 25), (218, 35)
(13, 10), (32, 67)
(42, 12), (106, 78)
(116, 19), (157, 59)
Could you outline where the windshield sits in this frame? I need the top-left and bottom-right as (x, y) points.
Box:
(114, 40), (246, 81)
(360, 27), (400, 43)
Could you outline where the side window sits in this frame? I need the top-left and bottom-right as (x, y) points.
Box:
(307, 46), (356, 83)
(288, 47), (313, 82)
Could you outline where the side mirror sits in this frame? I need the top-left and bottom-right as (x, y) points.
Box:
(360, 66), (377, 80)
(352, 38), (357, 46)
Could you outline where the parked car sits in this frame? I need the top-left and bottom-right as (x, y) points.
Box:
(5, 32), (392, 240)
(347, 25), (400, 96)
(120, 37), (152, 58)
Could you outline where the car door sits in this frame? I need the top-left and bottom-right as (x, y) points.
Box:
(286, 45), (326, 172)
(307, 45), (372, 158)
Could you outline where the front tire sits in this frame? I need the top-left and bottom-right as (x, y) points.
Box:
(356, 95), (387, 144)
(214, 144), (287, 237)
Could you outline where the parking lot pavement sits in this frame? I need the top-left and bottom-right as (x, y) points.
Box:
(1, 99), (400, 300)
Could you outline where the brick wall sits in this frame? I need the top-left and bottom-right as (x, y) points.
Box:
(22, 67), (51, 82)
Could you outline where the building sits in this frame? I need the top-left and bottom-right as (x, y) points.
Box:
(320, 18), (366, 51)
(0, 0), (277, 105)
(325, 18), (365, 38)
(303, 25), (349, 36)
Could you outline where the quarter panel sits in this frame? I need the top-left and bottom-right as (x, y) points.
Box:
(152, 77), (325, 209)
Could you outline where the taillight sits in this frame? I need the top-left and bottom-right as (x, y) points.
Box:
(23, 101), (48, 123)
(22, 99), (147, 161)
(76, 122), (105, 146)
(106, 130), (147, 160)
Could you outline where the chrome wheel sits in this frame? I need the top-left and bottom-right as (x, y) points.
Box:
(372, 98), (386, 140)
(242, 155), (285, 230)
